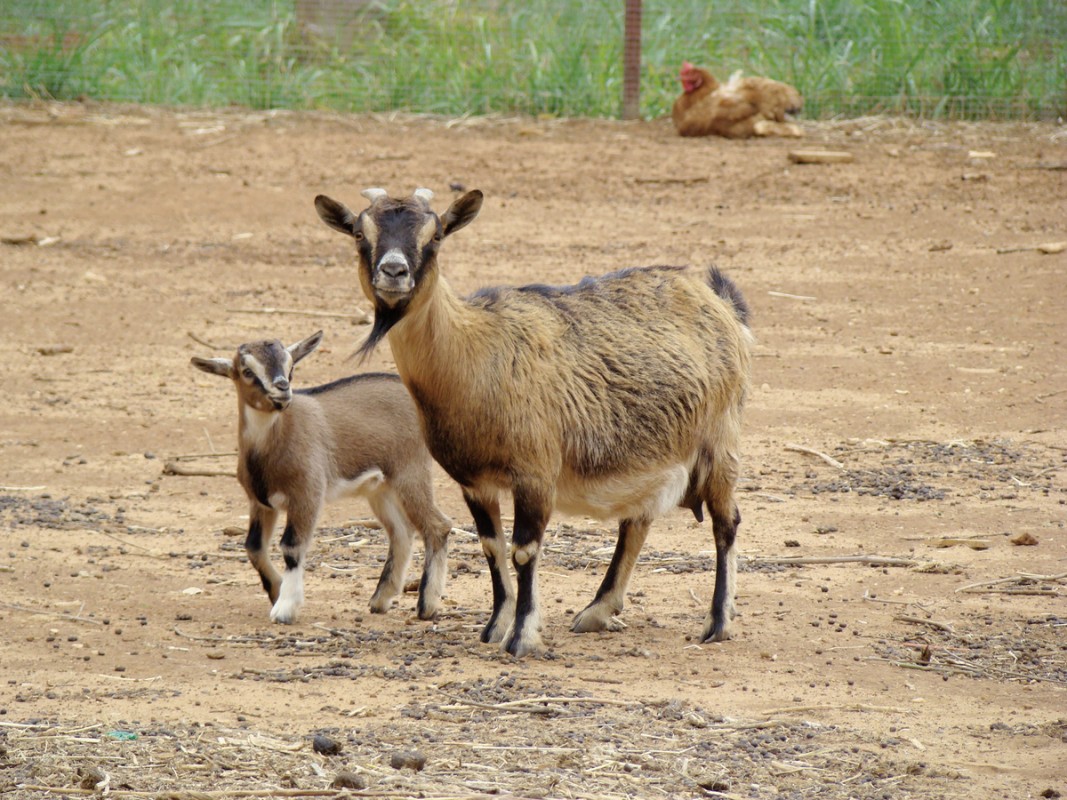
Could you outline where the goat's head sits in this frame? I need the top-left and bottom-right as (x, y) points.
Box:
(191, 331), (323, 412)
(314, 188), (483, 357)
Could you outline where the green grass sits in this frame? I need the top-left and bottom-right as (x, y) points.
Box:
(1, 0), (1064, 119)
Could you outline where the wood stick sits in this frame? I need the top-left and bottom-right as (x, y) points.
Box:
(894, 615), (954, 632)
(784, 443), (845, 469)
(752, 555), (918, 567)
(226, 306), (368, 322)
(955, 571), (1067, 593)
(788, 149), (855, 164)
(187, 331), (230, 351)
(0, 601), (104, 625)
(163, 461), (236, 478)
(0, 485), (46, 491)
(768, 290), (817, 301)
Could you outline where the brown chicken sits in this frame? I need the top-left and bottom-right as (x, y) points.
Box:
(672, 62), (803, 139)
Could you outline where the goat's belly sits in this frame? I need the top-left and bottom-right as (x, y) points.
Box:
(555, 464), (690, 521)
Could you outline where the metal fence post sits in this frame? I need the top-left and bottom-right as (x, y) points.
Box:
(622, 0), (642, 119)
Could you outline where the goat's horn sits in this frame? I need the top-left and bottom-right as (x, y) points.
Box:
(361, 187), (388, 203)
(413, 187), (434, 206)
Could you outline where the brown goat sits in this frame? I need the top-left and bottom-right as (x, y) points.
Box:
(192, 331), (452, 624)
(315, 189), (752, 657)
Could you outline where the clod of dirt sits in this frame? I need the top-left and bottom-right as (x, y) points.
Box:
(1010, 532), (1039, 546)
(331, 771), (367, 790)
(78, 766), (106, 790)
(1040, 790), (1061, 799)
(390, 750), (427, 771)
(312, 734), (342, 756)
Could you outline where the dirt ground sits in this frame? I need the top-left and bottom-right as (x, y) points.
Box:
(0, 102), (1065, 800)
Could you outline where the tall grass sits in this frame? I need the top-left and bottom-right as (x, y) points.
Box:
(1, 0), (1063, 119)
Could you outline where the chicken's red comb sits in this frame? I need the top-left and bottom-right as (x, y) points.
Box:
(681, 61), (695, 73)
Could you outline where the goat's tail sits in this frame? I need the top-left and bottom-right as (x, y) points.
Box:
(706, 266), (750, 327)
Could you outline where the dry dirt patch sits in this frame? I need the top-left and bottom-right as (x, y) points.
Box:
(0, 103), (1065, 799)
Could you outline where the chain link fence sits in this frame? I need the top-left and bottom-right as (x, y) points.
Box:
(2, 0), (1064, 120)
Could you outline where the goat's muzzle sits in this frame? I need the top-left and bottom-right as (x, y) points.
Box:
(372, 249), (414, 307)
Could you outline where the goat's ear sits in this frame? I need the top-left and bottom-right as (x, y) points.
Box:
(314, 195), (359, 236)
(191, 356), (234, 379)
(441, 190), (483, 237)
(288, 330), (323, 365)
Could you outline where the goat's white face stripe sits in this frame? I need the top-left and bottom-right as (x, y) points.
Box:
(361, 214), (379, 247)
(242, 354), (274, 389)
(416, 216), (437, 250)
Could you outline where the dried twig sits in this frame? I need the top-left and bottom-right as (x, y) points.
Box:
(163, 461), (236, 478)
(752, 555), (918, 567)
(768, 290), (817, 301)
(955, 572), (1066, 594)
(226, 306), (368, 322)
(784, 443), (844, 469)
(0, 601), (103, 625)
(894, 615), (954, 633)
(187, 331), (230, 351)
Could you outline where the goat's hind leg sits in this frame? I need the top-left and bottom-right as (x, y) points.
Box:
(367, 490), (416, 614)
(410, 504), (452, 620)
(463, 488), (515, 644)
(245, 504), (282, 606)
(572, 517), (651, 633)
(702, 503), (739, 642)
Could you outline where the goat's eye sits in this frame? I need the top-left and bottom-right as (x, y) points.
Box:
(353, 230), (364, 242)
(242, 368), (255, 380)
(433, 233), (442, 242)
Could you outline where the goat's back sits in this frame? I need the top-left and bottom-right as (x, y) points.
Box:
(296, 373), (430, 479)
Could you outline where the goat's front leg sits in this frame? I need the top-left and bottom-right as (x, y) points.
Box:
(503, 485), (551, 657)
(270, 505), (318, 624)
(245, 502), (282, 606)
(572, 516), (651, 633)
(463, 488), (514, 644)
(412, 505), (452, 621)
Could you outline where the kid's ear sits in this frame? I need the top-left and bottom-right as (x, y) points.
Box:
(288, 330), (323, 364)
(191, 356), (235, 379)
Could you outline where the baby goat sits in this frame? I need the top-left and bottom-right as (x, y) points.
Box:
(315, 188), (753, 657)
(191, 330), (452, 624)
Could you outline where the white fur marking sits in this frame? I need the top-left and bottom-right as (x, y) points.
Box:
(326, 468), (385, 503)
(241, 405), (280, 452)
(512, 540), (539, 566)
(270, 564), (304, 624)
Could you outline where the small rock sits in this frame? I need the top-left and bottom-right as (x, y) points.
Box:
(1041, 790), (1061, 799)
(331, 771), (367, 790)
(313, 734), (342, 756)
(390, 750), (427, 771)
(1010, 532), (1039, 546)
(78, 766), (106, 790)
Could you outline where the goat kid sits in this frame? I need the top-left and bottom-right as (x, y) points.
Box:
(192, 330), (452, 624)
(315, 188), (752, 658)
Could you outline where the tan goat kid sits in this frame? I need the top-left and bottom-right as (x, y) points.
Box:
(315, 188), (753, 657)
(192, 331), (452, 624)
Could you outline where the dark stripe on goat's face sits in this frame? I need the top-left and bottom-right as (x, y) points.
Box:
(355, 199), (442, 358)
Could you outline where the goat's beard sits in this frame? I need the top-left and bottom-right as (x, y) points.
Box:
(356, 301), (407, 362)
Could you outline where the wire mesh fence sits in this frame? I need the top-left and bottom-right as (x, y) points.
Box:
(1, 0), (1064, 121)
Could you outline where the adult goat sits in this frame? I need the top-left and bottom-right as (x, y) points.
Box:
(315, 188), (752, 657)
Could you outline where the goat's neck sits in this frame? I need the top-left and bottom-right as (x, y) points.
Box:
(239, 402), (285, 455)
(388, 274), (482, 385)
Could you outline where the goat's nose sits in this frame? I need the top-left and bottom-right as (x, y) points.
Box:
(378, 248), (410, 279)
(273, 378), (290, 392)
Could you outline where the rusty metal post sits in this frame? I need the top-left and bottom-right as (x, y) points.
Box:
(622, 0), (642, 119)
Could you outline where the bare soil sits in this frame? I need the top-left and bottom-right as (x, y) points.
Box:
(1, 102), (1065, 800)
